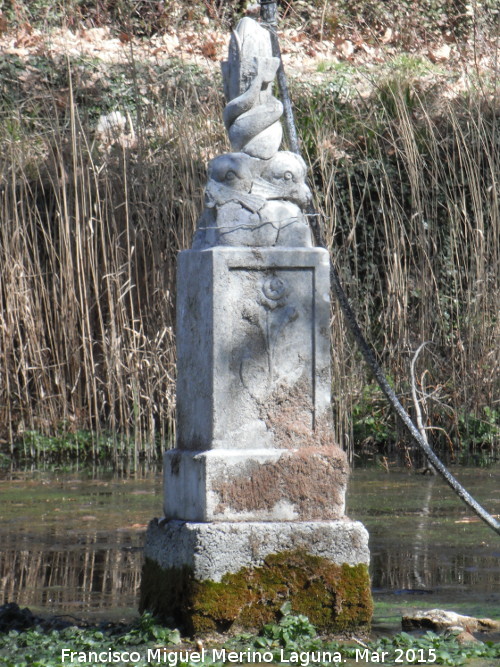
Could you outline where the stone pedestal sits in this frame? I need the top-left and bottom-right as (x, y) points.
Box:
(141, 15), (370, 635)
(175, 247), (332, 452)
(141, 520), (371, 634)
(140, 247), (372, 634)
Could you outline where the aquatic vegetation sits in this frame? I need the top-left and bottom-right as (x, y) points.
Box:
(140, 554), (372, 634)
(0, 606), (499, 667)
(0, 611), (180, 667)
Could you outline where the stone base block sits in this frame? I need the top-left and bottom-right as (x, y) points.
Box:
(140, 519), (372, 634)
(164, 447), (348, 522)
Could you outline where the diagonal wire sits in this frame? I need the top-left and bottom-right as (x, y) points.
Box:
(259, 0), (500, 536)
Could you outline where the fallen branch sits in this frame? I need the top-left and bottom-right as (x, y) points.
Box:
(410, 342), (436, 474)
(326, 254), (500, 535)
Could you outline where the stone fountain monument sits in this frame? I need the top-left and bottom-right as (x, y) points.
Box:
(140, 17), (372, 634)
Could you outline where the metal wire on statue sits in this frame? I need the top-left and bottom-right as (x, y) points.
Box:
(258, 0), (500, 536)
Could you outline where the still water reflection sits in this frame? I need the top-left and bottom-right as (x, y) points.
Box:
(0, 468), (161, 622)
(0, 464), (499, 624)
(347, 465), (500, 628)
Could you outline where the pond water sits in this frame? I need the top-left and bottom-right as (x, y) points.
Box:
(0, 463), (499, 631)
(347, 465), (500, 634)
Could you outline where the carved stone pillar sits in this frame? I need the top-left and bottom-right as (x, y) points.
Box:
(140, 16), (372, 634)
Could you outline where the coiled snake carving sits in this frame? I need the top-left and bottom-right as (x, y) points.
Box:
(193, 17), (313, 249)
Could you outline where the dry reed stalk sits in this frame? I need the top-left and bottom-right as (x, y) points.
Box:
(309, 74), (499, 457)
(0, 51), (498, 461)
(0, 58), (225, 461)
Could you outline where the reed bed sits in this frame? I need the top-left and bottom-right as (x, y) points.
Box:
(0, 58), (226, 462)
(300, 71), (500, 458)
(0, 35), (499, 462)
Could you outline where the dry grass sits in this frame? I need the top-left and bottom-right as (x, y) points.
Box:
(0, 60), (227, 461)
(302, 72), (500, 457)
(0, 19), (499, 461)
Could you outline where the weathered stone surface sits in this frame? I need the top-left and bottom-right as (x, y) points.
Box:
(221, 17), (282, 159)
(402, 609), (500, 634)
(141, 14), (372, 634)
(163, 446), (348, 521)
(191, 17), (314, 250)
(256, 151), (312, 208)
(192, 152), (313, 249)
(176, 247), (331, 451)
(143, 518), (370, 582)
(140, 551), (373, 635)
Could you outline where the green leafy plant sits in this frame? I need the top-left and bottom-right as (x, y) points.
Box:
(458, 407), (500, 451)
(352, 383), (397, 450)
(1, 609), (499, 667)
(255, 602), (320, 651)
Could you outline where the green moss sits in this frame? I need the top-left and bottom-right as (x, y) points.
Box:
(140, 549), (373, 635)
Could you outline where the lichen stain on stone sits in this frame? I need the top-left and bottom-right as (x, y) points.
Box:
(212, 446), (348, 519)
(261, 376), (336, 449)
(140, 550), (373, 636)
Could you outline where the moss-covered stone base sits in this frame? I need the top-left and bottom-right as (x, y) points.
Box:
(139, 549), (373, 635)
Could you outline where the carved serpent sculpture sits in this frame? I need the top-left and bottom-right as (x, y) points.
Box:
(193, 17), (313, 249)
(222, 57), (283, 159)
(221, 18), (283, 160)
